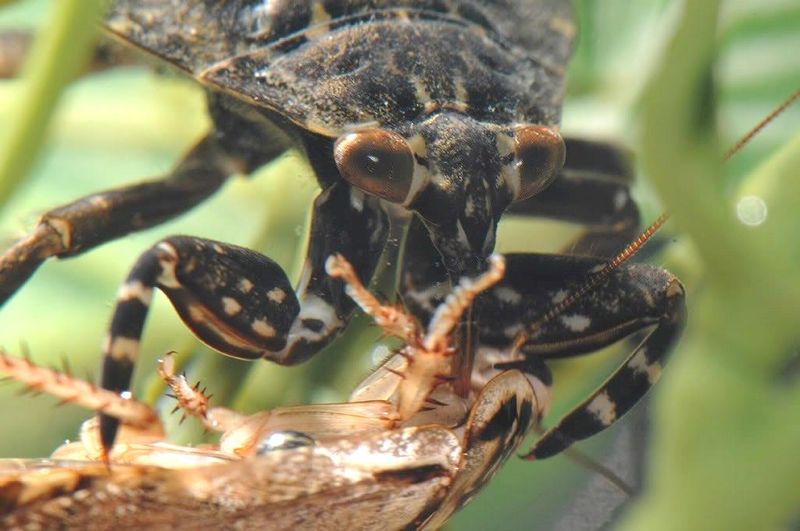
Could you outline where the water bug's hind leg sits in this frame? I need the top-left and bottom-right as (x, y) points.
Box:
(0, 91), (291, 308)
(0, 124), (277, 307)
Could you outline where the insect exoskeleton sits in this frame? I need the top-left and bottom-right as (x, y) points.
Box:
(0, 253), (546, 529)
(0, 4), (683, 529)
(0, 1), (684, 467)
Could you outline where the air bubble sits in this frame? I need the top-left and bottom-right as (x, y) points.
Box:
(736, 195), (768, 227)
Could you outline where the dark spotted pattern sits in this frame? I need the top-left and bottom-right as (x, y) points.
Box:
(107, 1), (572, 134)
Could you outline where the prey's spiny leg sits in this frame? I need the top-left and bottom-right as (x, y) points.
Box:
(326, 253), (419, 343)
(158, 353), (211, 426)
(157, 353), (249, 434)
(368, 254), (506, 420)
(424, 254), (505, 351)
(0, 349), (157, 429)
(331, 253), (506, 421)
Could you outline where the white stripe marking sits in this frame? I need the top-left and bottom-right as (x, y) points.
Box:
(252, 319), (277, 338)
(117, 281), (153, 306)
(587, 391), (616, 426)
(107, 337), (140, 362)
(628, 349), (663, 385)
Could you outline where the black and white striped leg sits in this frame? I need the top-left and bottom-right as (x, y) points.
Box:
(474, 253), (686, 459)
(99, 236), (297, 449)
(100, 181), (388, 451)
(507, 138), (640, 258)
(526, 285), (684, 459)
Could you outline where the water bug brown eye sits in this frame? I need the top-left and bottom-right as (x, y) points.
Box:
(513, 125), (566, 201)
(334, 129), (414, 203)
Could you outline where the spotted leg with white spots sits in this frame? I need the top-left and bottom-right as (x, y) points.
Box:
(100, 181), (388, 452)
(473, 253), (686, 459)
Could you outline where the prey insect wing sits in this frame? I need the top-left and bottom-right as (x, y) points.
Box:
(0, 374), (538, 530)
(0, 427), (461, 530)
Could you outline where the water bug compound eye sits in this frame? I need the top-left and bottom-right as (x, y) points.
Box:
(334, 129), (415, 203)
(513, 125), (566, 201)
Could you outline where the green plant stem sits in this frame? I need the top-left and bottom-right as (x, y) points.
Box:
(621, 1), (800, 529)
(0, 0), (107, 209)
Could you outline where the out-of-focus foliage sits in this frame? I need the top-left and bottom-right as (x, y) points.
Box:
(0, 0), (106, 205)
(0, 1), (797, 529)
(620, 2), (800, 530)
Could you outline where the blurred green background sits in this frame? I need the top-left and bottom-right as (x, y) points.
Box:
(0, 1), (798, 529)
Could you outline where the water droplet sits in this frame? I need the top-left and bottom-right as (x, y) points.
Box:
(371, 344), (391, 365)
(736, 195), (768, 227)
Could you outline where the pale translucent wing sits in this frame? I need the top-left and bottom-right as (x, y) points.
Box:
(216, 400), (398, 456)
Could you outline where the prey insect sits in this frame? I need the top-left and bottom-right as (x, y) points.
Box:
(1, 254), (543, 529)
(0, 0), (685, 466)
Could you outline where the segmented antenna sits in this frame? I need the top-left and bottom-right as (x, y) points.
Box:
(723, 88), (799, 161)
(524, 213), (669, 338)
